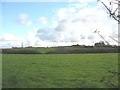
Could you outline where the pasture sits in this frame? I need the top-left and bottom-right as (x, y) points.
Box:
(2, 53), (118, 88)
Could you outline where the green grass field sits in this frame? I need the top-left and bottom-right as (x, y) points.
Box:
(2, 53), (118, 88)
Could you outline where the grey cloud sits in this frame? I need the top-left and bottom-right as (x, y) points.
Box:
(0, 37), (5, 41)
(35, 27), (80, 43)
(36, 28), (58, 42)
(80, 34), (85, 39)
(69, 38), (79, 42)
(71, 17), (87, 23)
(87, 35), (94, 40)
(55, 23), (65, 31)
(55, 19), (69, 31)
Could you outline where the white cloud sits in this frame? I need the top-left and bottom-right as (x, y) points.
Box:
(51, 20), (59, 28)
(2, 1), (118, 48)
(18, 13), (32, 26)
(57, 8), (68, 21)
(22, 0), (120, 47)
(0, 33), (23, 41)
(0, 33), (24, 48)
(68, 7), (76, 13)
(17, 1), (117, 47)
(50, 1), (118, 45)
(38, 16), (48, 25)
(27, 32), (36, 46)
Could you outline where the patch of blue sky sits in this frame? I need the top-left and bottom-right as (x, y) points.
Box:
(2, 2), (69, 36)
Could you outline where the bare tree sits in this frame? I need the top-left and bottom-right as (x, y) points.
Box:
(93, 29), (111, 46)
(97, 0), (120, 45)
(98, 0), (120, 23)
(109, 36), (120, 43)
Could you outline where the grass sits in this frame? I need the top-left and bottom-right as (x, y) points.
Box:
(2, 53), (118, 88)
(0, 53), (2, 89)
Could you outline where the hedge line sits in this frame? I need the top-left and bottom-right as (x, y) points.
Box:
(1, 46), (119, 54)
(46, 47), (118, 54)
(2, 49), (41, 54)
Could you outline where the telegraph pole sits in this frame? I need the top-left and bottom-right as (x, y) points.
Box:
(21, 42), (23, 48)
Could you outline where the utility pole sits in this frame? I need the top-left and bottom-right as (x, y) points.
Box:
(21, 42), (23, 48)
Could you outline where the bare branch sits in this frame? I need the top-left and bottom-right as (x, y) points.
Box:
(109, 36), (120, 43)
(93, 30), (111, 46)
(113, 8), (118, 14)
(98, 0), (120, 23)
(111, 0), (120, 5)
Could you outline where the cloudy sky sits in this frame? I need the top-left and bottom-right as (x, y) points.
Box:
(0, 0), (118, 48)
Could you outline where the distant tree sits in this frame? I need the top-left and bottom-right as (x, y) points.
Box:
(94, 41), (106, 47)
(93, 30), (111, 46)
(72, 44), (80, 47)
(98, 0), (120, 23)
